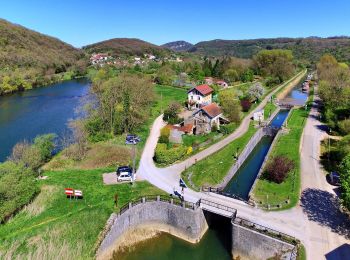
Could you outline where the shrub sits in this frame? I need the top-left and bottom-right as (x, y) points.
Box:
(159, 126), (170, 144)
(0, 162), (39, 222)
(265, 76), (281, 87)
(240, 99), (252, 112)
(163, 102), (181, 124)
(340, 154), (350, 211)
(338, 119), (350, 135)
(154, 143), (187, 164)
(264, 156), (294, 183)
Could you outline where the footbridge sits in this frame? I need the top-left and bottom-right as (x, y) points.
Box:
(199, 198), (237, 218)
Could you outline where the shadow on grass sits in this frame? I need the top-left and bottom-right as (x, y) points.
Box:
(300, 188), (350, 239)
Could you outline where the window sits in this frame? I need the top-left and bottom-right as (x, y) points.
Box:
(198, 96), (201, 100)
(191, 96), (193, 100)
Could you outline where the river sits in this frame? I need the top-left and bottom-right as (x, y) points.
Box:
(0, 79), (90, 161)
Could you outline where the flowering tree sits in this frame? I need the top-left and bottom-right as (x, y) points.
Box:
(248, 83), (264, 101)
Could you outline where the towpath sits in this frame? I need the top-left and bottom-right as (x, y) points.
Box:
(137, 73), (350, 259)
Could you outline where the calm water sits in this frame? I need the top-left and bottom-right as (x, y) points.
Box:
(285, 84), (308, 106)
(114, 231), (231, 260)
(270, 109), (290, 128)
(0, 79), (90, 161)
(224, 109), (290, 199)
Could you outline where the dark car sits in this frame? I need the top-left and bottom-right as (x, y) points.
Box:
(116, 166), (132, 176)
(125, 134), (141, 145)
(327, 172), (341, 186)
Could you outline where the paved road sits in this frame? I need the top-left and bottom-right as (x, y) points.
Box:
(137, 77), (350, 259)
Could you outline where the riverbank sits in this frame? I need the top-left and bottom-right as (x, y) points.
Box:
(276, 69), (307, 100)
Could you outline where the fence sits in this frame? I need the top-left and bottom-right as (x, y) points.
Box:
(118, 195), (200, 217)
(233, 217), (299, 260)
(199, 198), (237, 218)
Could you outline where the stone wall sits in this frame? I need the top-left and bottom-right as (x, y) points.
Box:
(232, 219), (296, 260)
(97, 199), (208, 259)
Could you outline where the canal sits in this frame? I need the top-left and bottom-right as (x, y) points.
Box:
(223, 79), (308, 200)
(0, 79), (90, 161)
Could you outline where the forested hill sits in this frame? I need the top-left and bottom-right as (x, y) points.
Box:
(83, 38), (170, 57)
(162, 41), (194, 52)
(189, 37), (350, 64)
(0, 19), (86, 94)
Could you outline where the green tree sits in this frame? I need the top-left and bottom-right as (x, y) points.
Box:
(219, 91), (241, 123)
(340, 154), (350, 210)
(155, 65), (175, 85)
(253, 49), (294, 81)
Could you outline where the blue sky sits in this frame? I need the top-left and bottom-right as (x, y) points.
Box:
(1, 0), (349, 47)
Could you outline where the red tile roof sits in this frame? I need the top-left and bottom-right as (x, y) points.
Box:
(168, 123), (193, 133)
(188, 84), (213, 96)
(201, 103), (222, 118)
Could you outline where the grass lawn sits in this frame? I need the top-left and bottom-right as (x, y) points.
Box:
(252, 107), (309, 209)
(264, 102), (277, 120)
(182, 124), (257, 190)
(0, 169), (166, 259)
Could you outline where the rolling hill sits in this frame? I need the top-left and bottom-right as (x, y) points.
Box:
(0, 18), (84, 71)
(189, 37), (350, 64)
(0, 19), (86, 94)
(83, 38), (170, 57)
(162, 41), (194, 52)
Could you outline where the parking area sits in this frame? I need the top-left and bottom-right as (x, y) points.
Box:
(102, 172), (142, 185)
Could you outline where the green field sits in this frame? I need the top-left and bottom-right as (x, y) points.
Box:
(264, 102), (277, 120)
(252, 107), (309, 209)
(0, 169), (165, 259)
(182, 124), (257, 190)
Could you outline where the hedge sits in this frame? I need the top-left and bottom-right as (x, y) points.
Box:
(154, 143), (187, 164)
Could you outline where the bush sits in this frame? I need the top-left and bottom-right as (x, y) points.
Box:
(219, 123), (237, 135)
(240, 99), (252, 112)
(338, 119), (350, 135)
(340, 154), (350, 210)
(264, 156), (295, 183)
(0, 162), (39, 222)
(163, 102), (182, 124)
(159, 126), (170, 144)
(154, 143), (187, 164)
(265, 76), (281, 87)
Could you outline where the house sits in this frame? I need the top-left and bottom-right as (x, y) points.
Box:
(204, 77), (214, 85)
(253, 110), (264, 122)
(90, 53), (109, 65)
(187, 84), (213, 109)
(216, 80), (228, 88)
(193, 103), (228, 134)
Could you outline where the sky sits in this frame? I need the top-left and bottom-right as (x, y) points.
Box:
(0, 0), (349, 47)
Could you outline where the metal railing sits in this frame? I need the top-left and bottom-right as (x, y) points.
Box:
(234, 217), (299, 246)
(199, 198), (237, 218)
(117, 195), (201, 217)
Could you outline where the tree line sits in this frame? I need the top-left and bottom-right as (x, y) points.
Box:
(0, 134), (56, 222)
(317, 54), (350, 211)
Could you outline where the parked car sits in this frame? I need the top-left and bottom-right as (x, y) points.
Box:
(125, 134), (141, 145)
(117, 172), (135, 182)
(327, 171), (341, 186)
(116, 166), (132, 176)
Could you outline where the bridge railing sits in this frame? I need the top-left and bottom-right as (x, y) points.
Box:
(233, 217), (299, 246)
(200, 198), (237, 218)
(118, 195), (200, 216)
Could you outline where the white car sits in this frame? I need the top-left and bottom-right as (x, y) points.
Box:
(117, 172), (135, 182)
